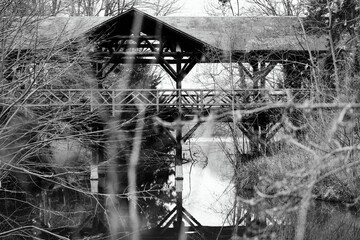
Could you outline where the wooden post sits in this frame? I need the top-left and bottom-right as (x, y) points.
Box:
(91, 123), (102, 194)
(175, 124), (183, 228)
(250, 60), (259, 89)
(175, 51), (184, 230)
(260, 61), (266, 88)
(90, 122), (106, 232)
(90, 164), (98, 193)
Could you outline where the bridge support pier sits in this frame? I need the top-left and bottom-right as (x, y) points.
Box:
(90, 121), (107, 232)
(175, 122), (184, 230)
(175, 56), (185, 233)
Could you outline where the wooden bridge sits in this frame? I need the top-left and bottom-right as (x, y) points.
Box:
(4, 7), (328, 239)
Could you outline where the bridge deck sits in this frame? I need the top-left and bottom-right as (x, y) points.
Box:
(2, 88), (309, 117)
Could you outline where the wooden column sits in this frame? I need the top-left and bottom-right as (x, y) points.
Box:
(91, 149), (100, 193)
(175, 52), (184, 230)
(89, 59), (107, 232)
(260, 61), (266, 88)
(91, 122), (105, 193)
(90, 123), (100, 194)
(250, 60), (259, 89)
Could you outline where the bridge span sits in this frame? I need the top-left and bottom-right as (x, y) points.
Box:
(5, 88), (309, 117)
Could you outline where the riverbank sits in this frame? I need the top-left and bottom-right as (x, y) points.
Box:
(235, 141), (360, 206)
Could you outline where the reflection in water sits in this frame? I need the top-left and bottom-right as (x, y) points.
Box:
(2, 137), (360, 239)
(182, 137), (235, 226)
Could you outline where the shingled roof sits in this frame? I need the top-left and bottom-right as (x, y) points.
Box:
(8, 8), (327, 52)
(158, 16), (327, 52)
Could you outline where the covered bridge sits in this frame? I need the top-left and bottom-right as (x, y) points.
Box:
(3, 8), (328, 240)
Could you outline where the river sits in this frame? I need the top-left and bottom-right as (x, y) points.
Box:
(182, 137), (236, 226)
(2, 136), (360, 239)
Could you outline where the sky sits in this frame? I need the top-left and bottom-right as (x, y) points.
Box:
(177, 0), (208, 16)
(175, 0), (252, 17)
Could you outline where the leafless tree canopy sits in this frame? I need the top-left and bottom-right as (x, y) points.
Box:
(0, 0), (181, 16)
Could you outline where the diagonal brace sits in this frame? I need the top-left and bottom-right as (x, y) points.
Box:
(182, 122), (202, 143)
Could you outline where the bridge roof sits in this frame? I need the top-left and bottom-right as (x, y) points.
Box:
(11, 8), (327, 53)
(158, 16), (327, 52)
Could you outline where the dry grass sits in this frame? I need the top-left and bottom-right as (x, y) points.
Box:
(235, 141), (360, 204)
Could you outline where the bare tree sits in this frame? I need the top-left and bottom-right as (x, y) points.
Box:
(245, 0), (306, 16)
(206, 0), (306, 16)
(138, 0), (183, 16)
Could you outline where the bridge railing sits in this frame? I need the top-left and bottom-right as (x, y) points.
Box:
(1, 88), (310, 111)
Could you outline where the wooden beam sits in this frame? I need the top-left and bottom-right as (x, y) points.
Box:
(236, 122), (266, 147)
(114, 39), (125, 52)
(182, 207), (202, 227)
(265, 120), (283, 142)
(238, 62), (254, 79)
(182, 122), (201, 143)
(96, 58), (190, 64)
(159, 61), (177, 80)
(156, 206), (177, 228)
(100, 62), (119, 79)
(162, 212), (177, 230)
(253, 61), (277, 88)
(178, 54), (200, 81)
(101, 43), (161, 49)
(144, 38), (157, 52)
(111, 52), (195, 57)
(257, 61), (277, 79)
(143, 38), (180, 81)
(108, 35), (162, 40)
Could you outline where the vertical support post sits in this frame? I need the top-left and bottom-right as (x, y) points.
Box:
(156, 90), (159, 113)
(260, 61), (266, 88)
(112, 89), (115, 117)
(175, 122), (183, 228)
(175, 52), (184, 230)
(41, 190), (48, 227)
(90, 163), (99, 193)
(250, 60), (259, 89)
(91, 124), (103, 194)
(91, 122), (106, 232)
(238, 63), (246, 89)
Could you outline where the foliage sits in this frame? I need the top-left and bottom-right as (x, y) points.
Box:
(305, 0), (360, 99)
